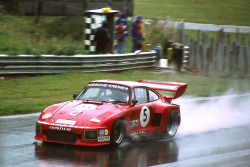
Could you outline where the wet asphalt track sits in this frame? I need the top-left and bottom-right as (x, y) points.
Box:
(0, 94), (250, 167)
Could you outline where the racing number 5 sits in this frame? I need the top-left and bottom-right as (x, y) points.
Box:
(140, 106), (150, 127)
(143, 109), (147, 122)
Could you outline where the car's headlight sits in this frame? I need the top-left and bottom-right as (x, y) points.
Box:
(42, 113), (52, 119)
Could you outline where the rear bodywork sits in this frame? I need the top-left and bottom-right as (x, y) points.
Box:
(34, 80), (187, 146)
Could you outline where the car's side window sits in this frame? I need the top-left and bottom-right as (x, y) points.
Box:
(133, 88), (148, 104)
(149, 90), (159, 102)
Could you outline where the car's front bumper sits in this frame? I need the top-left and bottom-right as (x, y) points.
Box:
(34, 121), (111, 146)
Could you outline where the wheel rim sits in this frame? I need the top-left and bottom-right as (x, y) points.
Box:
(113, 123), (124, 144)
(166, 113), (179, 136)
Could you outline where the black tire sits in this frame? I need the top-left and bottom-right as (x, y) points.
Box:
(110, 119), (125, 146)
(165, 112), (179, 138)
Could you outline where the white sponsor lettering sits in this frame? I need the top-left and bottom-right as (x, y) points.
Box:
(129, 131), (145, 135)
(87, 83), (129, 91)
(98, 136), (110, 142)
(130, 119), (139, 127)
(49, 126), (71, 131)
(56, 119), (76, 125)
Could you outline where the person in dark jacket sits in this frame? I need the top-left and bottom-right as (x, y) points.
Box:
(94, 21), (111, 54)
(132, 16), (143, 52)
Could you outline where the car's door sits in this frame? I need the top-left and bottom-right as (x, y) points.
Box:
(129, 87), (159, 133)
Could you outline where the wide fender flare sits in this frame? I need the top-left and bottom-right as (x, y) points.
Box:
(163, 105), (181, 126)
(100, 113), (128, 137)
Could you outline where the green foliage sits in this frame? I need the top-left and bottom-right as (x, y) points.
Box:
(54, 43), (86, 55)
(0, 14), (86, 56)
(143, 20), (164, 50)
(143, 19), (176, 51)
(43, 17), (84, 40)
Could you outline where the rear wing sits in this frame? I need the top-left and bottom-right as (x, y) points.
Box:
(138, 80), (187, 99)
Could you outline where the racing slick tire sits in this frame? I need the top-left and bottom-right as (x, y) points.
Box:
(165, 112), (179, 138)
(110, 119), (125, 146)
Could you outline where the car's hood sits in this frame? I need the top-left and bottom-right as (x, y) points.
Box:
(47, 100), (127, 127)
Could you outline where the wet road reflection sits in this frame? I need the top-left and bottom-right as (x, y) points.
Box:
(34, 139), (178, 167)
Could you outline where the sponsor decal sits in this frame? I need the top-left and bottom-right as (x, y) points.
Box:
(99, 129), (109, 136)
(98, 136), (110, 142)
(56, 119), (76, 125)
(49, 126), (71, 131)
(74, 104), (97, 110)
(82, 104), (97, 110)
(129, 131), (146, 135)
(91, 118), (101, 123)
(87, 83), (129, 91)
(69, 110), (82, 116)
(130, 119), (139, 127)
(140, 106), (150, 127)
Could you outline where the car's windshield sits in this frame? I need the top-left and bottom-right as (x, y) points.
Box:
(76, 83), (131, 104)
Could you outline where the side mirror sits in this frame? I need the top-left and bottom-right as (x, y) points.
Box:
(73, 93), (79, 99)
(131, 99), (138, 107)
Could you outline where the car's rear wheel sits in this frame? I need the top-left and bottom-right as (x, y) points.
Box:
(110, 119), (125, 146)
(165, 112), (179, 138)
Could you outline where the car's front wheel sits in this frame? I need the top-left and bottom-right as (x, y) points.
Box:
(110, 119), (125, 146)
(165, 112), (179, 138)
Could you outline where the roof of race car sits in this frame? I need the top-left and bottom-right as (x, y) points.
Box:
(90, 80), (187, 99)
(91, 80), (185, 90)
(91, 80), (143, 87)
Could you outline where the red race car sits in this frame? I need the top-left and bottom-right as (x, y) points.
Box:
(34, 80), (187, 146)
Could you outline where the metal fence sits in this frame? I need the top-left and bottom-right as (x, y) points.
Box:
(179, 29), (250, 77)
(0, 51), (156, 75)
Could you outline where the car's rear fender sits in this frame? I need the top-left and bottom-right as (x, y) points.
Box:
(162, 105), (181, 127)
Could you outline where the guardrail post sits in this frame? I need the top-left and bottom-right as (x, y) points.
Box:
(182, 46), (189, 71)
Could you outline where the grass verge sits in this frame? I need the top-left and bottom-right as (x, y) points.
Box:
(135, 0), (250, 26)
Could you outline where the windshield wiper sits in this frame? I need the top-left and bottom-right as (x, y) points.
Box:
(82, 100), (103, 104)
(111, 100), (127, 104)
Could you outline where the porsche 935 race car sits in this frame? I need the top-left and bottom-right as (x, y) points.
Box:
(34, 80), (187, 146)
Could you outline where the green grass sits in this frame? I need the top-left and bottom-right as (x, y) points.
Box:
(135, 0), (250, 26)
(0, 71), (249, 116)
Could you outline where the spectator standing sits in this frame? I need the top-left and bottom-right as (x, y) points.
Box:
(115, 12), (122, 25)
(94, 21), (111, 54)
(115, 13), (128, 54)
(132, 16), (143, 52)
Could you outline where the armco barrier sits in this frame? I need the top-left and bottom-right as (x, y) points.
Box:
(0, 51), (156, 75)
